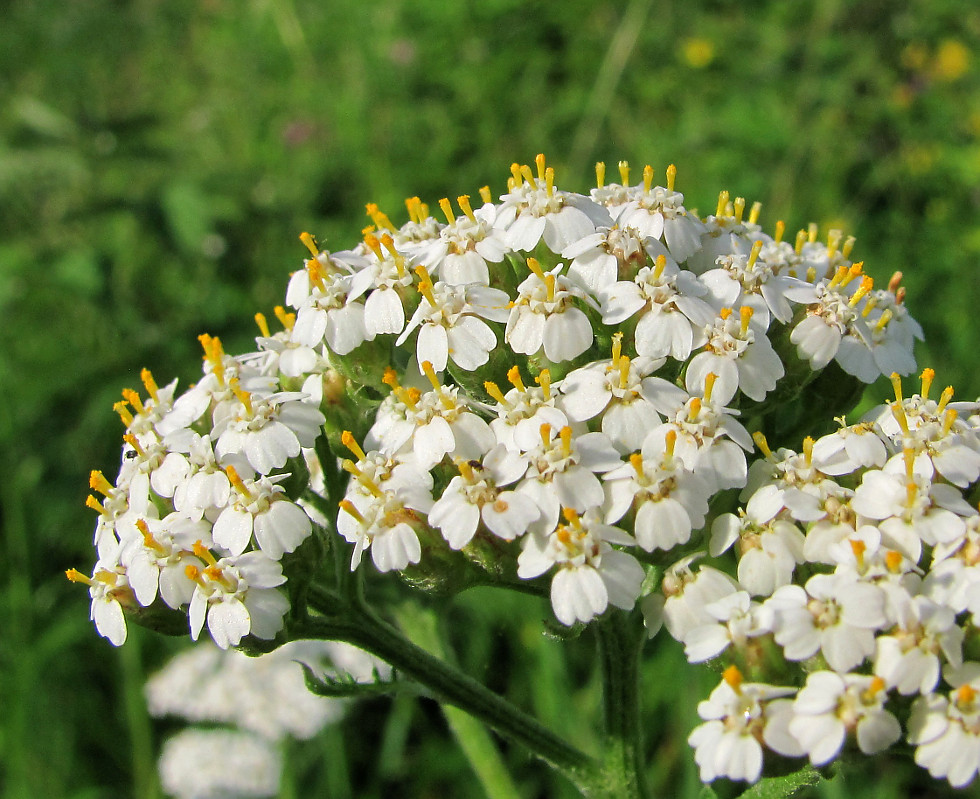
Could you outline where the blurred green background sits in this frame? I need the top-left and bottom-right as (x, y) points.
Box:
(2, 0), (979, 796)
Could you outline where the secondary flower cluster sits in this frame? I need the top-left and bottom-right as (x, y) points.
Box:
(75, 154), (980, 787)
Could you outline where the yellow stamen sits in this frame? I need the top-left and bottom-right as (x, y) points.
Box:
(457, 195), (476, 222)
(545, 166), (555, 197)
(184, 563), (202, 583)
(509, 162), (522, 185)
(535, 369), (552, 402)
(848, 276), (874, 308)
(840, 262), (864, 288)
(89, 470), (114, 497)
(826, 229), (842, 258)
(920, 368), (936, 400)
(618, 354), (631, 390)
(688, 397), (702, 421)
(643, 164), (654, 194)
(664, 429), (677, 458)
(746, 240), (763, 268)
(507, 366), (526, 392)
(748, 201), (762, 226)
(484, 380), (510, 407)
(842, 236), (856, 258)
(874, 308), (893, 333)
(414, 265), (438, 306)
(808, 222), (818, 244)
(733, 196), (745, 223)
(365, 203), (394, 231)
(618, 161), (630, 185)
(561, 506), (582, 528)
(943, 408), (958, 437)
(888, 271), (903, 294)
(140, 369), (159, 403)
(339, 498), (366, 524)
(539, 422), (552, 448)
(723, 664), (743, 693)
(455, 457), (475, 483)
(122, 434), (145, 459)
(86, 495), (107, 515)
(739, 306), (753, 336)
(595, 161), (606, 188)
(884, 550), (903, 573)
(535, 153), (546, 181)
(629, 452), (645, 479)
(121, 388), (145, 416)
(342, 459), (384, 497)
(903, 448), (917, 506)
(861, 295), (879, 318)
(719, 307), (733, 321)
(715, 190), (729, 218)
(937, 385), (954, 415)
(890, 372), (904, 404)
(753, 431), (773, 459)
(774, 220), (785, 243)
(794, 229), (808, 255)
(383, 368), (418, 408)
(192, 540), (218, 567)
(273, 306), (294, 331)
(66, 568), (91, 586)
(479, 185), (492, 205)
(439, 197), (455, 225)
(956, 684), (977, 708)
(611, 332), (623, 367)
(225, 465), (251, 500)
(803, 436), (814, 466)
(526, 257), (545, 280)
(849, 538), (866, 568)
(341, 430), (367, 462)
(421, 361), (454, 409)
(544, 273), (556, 302)
(890, 401), (910, 436)
(653, 254), (666, 280)
(229, 378), (253, 416)
(560, 425), (573, 457)
(405, 196), (423, 224)
(666, 163), (677, 192)
(363, 232), (384, 260)
(254, 312), (271, 338)
(299, 231), (319, 256)
(703, 372), (717, 404)
(113, 401), (134, 429)
(520, 164), (536, 186)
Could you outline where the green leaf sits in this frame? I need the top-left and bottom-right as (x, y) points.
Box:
(301, 663), (415, 699)
(737, 765), (822, 799)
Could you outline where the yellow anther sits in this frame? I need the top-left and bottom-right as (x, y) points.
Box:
(140, 368), (159, 403)
(895, 286), (906, 305)
(421, 360), (441, 390)
(920, 368), (936, 400)
(363, 232), (384, 260)
(507, 366), (526, 392)
(405, 196), (423, 224)
(748, 201), (762, 226)
(840, 262), (865, 288)
(629, 452), (645, 479)
(803, 436), (814, 466)
(826, 229), (842, 258)
(890, 372), (904, 404)
(874, 308), (893, 333)
(664, 429), (677, 458)
(884, 549), (903, 573)
(666, 163), (677, 192)
(723, 664), (743, 693)
(365, 202), (394, 231)
(867, 676), (886, 696)
(943, 408), (958, 437)
(618, 161), (630, 185)
(66, 568), (91, 586)
(848, 276), (875, 308)
(595, 161), (606, 188)
(113, 401), (134, 429)
(808, 222), (819, 243)
(225, 465), (251, 499)
(747, 240), (763, 268)
(229, 378), (253, 416)
(184, 563), (202, 583)
(956, 684), (978, 709)
(484, 380), (510, 407)
(794, 229), (808, 255)
(715, 190), (730, 218)
(342, 459), (385, 497)
(341, 430), (367, 461)
(733, 197), (745, 223)
(414, 265), (437, 306)
(192, 540), (218, 567)
(643, 164), (654, 194)
(774, 220), (785, 243)
(526, 257), (546, 280)
(861, 295), (879, 318)
(688, 397), (702, 421)
(520, 164), (536, 186)
(560, 425), (573, 457)
(121, 388), (144, 416)
(254, 312), (271, 338)
(535, 153), (547, 181)
(456, 195), (476, 222)
(842, 236), (856, 259)
(653, 254), (666, 280)
(273, 306), (295, 331)
(544, 273), (556, 302)
(535, 369), (552, 401)
(753, 431), (773, 459)
(85, 495), (107, 515)
(937, 385), (955, 414)
(454, 457), (475, 483)
(703, 372), (718, 403)
(890, 401), (910, 436)
(438, 197), (455, 225)
(479, 185), (492, 205)
(545, 166), (555, 197)
(611, 332), (623, 366)
(619, 354), (631, 389)
(719, 307), (733, 321)
(339, 498), (366, 524)
(299, 231), (320, 256)
(556, 525), (573, 546)
(122, 434), (145, 459)
(510, 162), (522, 185)
(739, 306), (753, 336)
(849, 538), (866, 567)
(561, 506), (582, 528)
(89, 470), (114, 497)
(539, 422), (552, 448)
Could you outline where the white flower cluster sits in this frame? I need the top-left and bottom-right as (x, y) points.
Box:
(78, 155), (980, 787)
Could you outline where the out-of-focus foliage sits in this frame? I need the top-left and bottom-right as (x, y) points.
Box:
(1, 0), (977, 796)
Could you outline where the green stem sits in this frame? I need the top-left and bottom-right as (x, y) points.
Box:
(301, 589), (598, 792)
(592, 611), (649, 799)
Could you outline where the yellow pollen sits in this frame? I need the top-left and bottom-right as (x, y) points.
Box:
(739, 306), (753, 336)
(508, 366), (526, 392)
(113, 401), (134, 429)
(943, 408), (958, 437)
(666, 163), (677, 192)
(339, 498), (366, 524)
(848, 276), (874, 308)
(414, 265), (437, 306)
(748, 201), (762, 225)
(365, 202), (394, 231)
(619, 354), (631, 389)
(629, 452), (645, 479)
(903, 448), (916, 481)
(535, 153), (547, 181)
(703, 372), (717, 403)
(611, 332), (623, 366)
(560, 425), (573, 457)
(341, 431), (367, 461)
(457, 195), (476, 222)
(122, 434), (145, 459)
(438, 197), (455, 225)
(225, 465), (251, 499)
(89, 470), (114, 497)
(937, 385), (954, 414)
(723, 664), (743, 693)
(66, 567), (95, 586)
(920, 368), (936, 400)
(299, 231), (319, 256)
(753, 431), (773, 459)
(733, 197), (745, 223)
(841, 262), (865, 287)
(774, 220), (785, 243)
(484, 380), (510, 407)
(688, 397), (702, 420)
(121, 388), (145, 416)
(305, 257), (327, 292)
(794, 229), (808, 255)
(273, 306), (294, 331)
(643, 164), (654, 194)
(664, 429), (677, 458)
(803, 436), (814, 466)
(747, 240), (763, 268)
(719, 307), (733, 321)
(526, 257), (545, 280)
(362, 232), (384, 260)
(140, 369), (159, 403)
(204, 565), (232, 589)
(184, 563), (202, 583)
(715, 190), (729, 218)
(618, 161), (630, 185)
(85, 495), (107, 515)
(885, 550), (903, 573)
(849, 538), (867, 567)
(137, 519), (163, 552)
(653, 254), (666, 280)
(254, 312), (271, 338)
(595, 161), (606, 188)
(192, 540), (218, 567)
(535, 369), (552, 401)
(479, 185), (492, 205)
